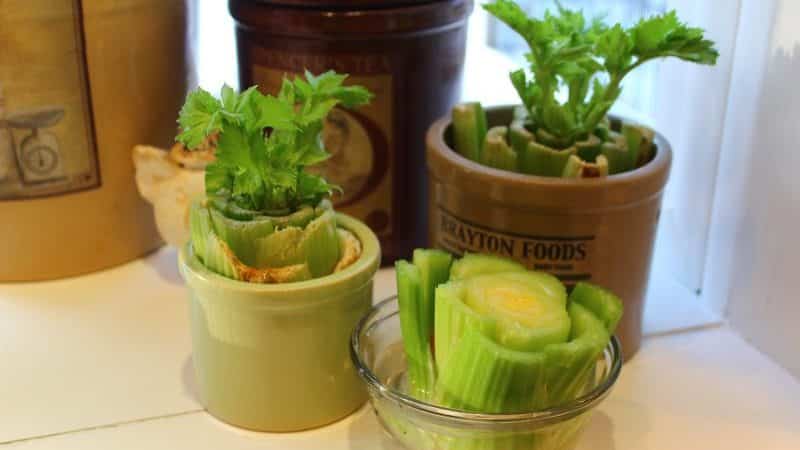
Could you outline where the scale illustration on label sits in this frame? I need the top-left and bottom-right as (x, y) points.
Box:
(435, 205), (595, 284)
(0, 0), (100, 200)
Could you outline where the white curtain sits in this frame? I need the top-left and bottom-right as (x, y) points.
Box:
(643, 0), (742, 295)
(705, 0), (800, 378)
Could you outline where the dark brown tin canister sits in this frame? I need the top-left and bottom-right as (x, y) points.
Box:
(427, 106), (673, 359)
(230, 0), (473, 265)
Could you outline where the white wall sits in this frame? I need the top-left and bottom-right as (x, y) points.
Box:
(705, 0), (800, 378)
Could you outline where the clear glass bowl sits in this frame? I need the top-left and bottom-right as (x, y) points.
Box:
(350, 296), (623, 450)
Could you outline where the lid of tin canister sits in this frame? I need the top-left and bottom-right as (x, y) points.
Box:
(252, 0), (444, 10)
(252, 0), (440, 8)
(230, 0), (473, 36)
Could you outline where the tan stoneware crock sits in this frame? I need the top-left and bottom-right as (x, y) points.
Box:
(426, 106), (672, 359)
(0, 0), (190, 281)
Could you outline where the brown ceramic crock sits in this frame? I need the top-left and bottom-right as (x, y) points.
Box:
(426, 106), (672, 359)
(229, 0), (473, 265)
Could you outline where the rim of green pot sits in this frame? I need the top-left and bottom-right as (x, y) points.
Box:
(179, 212), (381, 309)
(426, 104), (673, 211)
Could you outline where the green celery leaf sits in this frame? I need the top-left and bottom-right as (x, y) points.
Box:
(300, 99), (340, 126)
(483, 0), (534, 40)
(252, 93), (296, 131)
(215, 125), (252, 169)
(541, 102), (576, 140)
(293, 77), (313, 101)
(297, 172), (335, 204)
(266, 166), (298, 189)
(234, 85), (261, 125)
(177, 88), (223, 149)
(232, 168), (264, 210)
(213, 125), (266, 209)
(630, 10), (719, 65)
(277, 78), (295, 104)
(221, 84), (238, 111)
(583, 79), (619, 128)
(298, 143), (331, 167)
(180, 70), (372, 213)
(549, 1), (585, 37)
(248, 129), (270, 181)
(332, 85), (373, 108)
(632, 10), (680, 54)
(509, 69), (534, 112)
(307, 70), (347, 92)
(596, 24), (633, 73)
(205, 162), (233, 195)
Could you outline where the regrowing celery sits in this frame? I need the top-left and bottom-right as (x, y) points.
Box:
(177, 71), (372, 283)
(447, 0), (718, 178)
(485, 0), (718, 146)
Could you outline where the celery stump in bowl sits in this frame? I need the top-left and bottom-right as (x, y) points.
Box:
(352, 251), (623, 450)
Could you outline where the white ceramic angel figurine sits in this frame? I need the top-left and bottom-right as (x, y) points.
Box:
(132, 135), (215, 247)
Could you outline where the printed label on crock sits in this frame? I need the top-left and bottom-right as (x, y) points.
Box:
(0, 0), (100, 200)
(435, 205), (595, 283)
(252, 59), (393, 238)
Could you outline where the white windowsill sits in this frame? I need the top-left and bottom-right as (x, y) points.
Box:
(642, 269), (722, 337)
(2, 247), (796, 449)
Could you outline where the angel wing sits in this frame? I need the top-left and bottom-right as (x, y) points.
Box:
(132, 145), (207, 247)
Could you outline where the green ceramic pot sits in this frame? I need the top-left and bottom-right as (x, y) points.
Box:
(179, 213), (380, 432)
